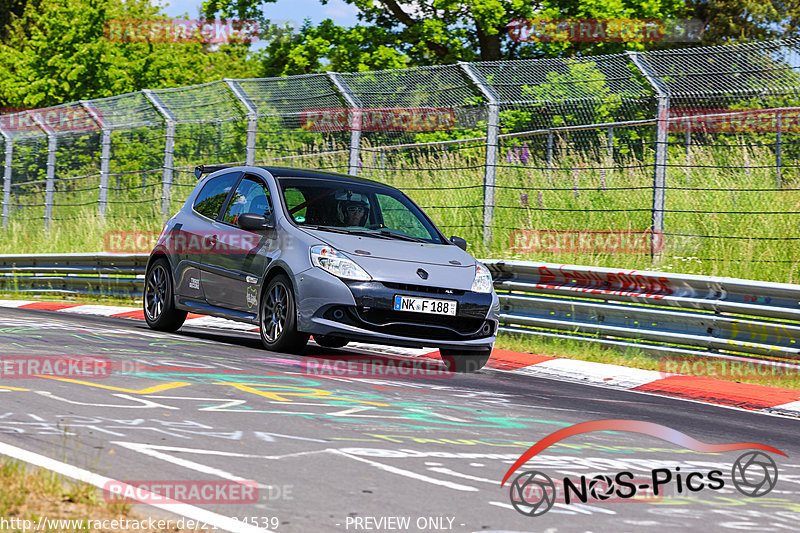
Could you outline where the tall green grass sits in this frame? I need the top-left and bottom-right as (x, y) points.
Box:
(3, 138), (799, 283)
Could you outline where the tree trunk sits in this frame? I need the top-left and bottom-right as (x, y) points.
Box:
(476, 25), (502, 61)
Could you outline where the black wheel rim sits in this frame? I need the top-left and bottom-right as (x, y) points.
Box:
(262, 282), (288, 343)
(144, 264), (168, 321)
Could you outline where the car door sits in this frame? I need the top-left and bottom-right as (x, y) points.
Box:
(172, 171), (240, 302)
(201, 174), (276, 312)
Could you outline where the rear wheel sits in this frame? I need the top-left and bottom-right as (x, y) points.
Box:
(314, 335), (349, 349)
(439, 348), (492, 373)
(260, 274), (309, 353)
(143, 258), (187, 332)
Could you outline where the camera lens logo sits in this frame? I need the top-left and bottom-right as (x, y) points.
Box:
(587, 474), (615, 501)
(509, 471), (555, 516)
(732, 451), (778, 497)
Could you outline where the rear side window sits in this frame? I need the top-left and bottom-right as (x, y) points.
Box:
(222, 177), (272, 225)
(193, 173), (238, 219)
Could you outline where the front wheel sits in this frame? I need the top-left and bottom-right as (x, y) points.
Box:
(143, 257), (187, 332)
(260, 274), (309, 353)
(439, 348), (492, 373)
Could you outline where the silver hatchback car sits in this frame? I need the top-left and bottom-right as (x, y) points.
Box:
(144, 165), (499, 372)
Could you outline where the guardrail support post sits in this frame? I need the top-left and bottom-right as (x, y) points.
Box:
(459, 62), (501, 246)
(225, 79), (258, 166)
(628, 52), (670, 259)
(143, 90), (177, 218)
(776, 112), (782, 187)
(81, 101), (110, 219)
(29, 112), (57, 229)
(1, 131), (11, 228)
(327, 72), (362, 176)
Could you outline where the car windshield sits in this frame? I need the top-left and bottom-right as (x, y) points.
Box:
(277, 177), (445, 244)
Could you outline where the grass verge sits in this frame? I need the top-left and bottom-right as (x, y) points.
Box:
(0, 457), (208, 532)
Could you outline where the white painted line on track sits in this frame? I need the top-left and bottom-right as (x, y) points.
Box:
(0, 439), (272, 533)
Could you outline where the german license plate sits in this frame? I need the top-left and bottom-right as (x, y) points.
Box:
(393, 295), (457, 316)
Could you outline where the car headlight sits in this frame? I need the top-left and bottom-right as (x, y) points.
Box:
(471, 262), (493, 293)
(310, 245), (371, 281)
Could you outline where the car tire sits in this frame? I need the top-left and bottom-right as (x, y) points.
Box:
(260, 274), (309, 353)
(439, 348), (492, 373)
(314, 335), (349, 349)
(143, 257), (187, 332)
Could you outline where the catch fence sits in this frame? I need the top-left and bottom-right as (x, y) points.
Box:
(2, 38), (800, 282)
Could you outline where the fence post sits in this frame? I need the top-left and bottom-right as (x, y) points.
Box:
(628, 52), (670, 258)
(776, 112), (782, 187)
(327, 72), (362, 176)
(80, 100), (110, 219)
(607, 127), (613, 161)
(29, 112), (57, 229)
(0, 129), (11, 228)
(143, 90), (177, 218)
(459, 62), (500, 246)
(225, 79), (258, 166)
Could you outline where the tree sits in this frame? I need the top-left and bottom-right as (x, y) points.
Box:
(686, 0), (800, 45)
(0, 0), (259, 108)
(256, 20), (410, 76)
(205, 0), (689, 65)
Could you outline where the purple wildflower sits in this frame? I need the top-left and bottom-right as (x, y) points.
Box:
(573, 169), (580, 197)
(521, 142), (530, 165)
(520, 193), (528, 207)
(507, 148), (513, 165)
(513, 141), (520, 162)
(537, 191), (544, 209)
(600, 168), (606, 191)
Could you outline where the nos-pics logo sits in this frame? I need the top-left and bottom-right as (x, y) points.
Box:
(501, 420), (784, 517)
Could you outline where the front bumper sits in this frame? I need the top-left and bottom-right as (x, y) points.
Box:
(295, 270), (498, 350)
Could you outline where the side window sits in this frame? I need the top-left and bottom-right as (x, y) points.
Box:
(222, 177), (272, 225)
(283, 187), (308, 222)
(193, 173), (238, 219)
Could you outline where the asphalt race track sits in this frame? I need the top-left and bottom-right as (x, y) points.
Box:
(0, 306), (798, 532)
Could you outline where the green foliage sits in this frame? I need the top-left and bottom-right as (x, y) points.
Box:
(0, 0), (259, 108)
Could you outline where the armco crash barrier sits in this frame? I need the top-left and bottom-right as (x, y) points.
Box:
(1, 253), (798, 364)
(483, 260), (800, 363)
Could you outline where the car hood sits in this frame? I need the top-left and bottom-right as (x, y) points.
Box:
(302, 229), (478, 288)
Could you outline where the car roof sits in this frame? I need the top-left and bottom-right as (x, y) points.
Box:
(257, 166), (395, 190)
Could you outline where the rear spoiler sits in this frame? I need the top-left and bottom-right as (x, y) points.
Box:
(194, 165), (232, 179)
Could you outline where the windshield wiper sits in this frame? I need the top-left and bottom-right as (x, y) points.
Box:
(377, 230), (429, 243)
(301, 225), (353, 234)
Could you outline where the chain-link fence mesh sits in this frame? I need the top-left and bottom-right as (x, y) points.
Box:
(2, 38), (800, 282)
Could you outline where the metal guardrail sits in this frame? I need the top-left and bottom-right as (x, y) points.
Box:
(1, 253), (798, 364)
(484, 260), (800, 363)
(0, 253), (148, 297)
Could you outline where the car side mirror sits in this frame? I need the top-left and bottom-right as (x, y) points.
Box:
(450, 236), (467, 251)
(237, 213), (271, 231)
